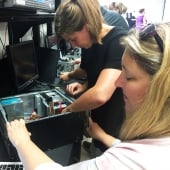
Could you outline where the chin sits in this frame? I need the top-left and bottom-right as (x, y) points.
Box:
(84, 45), (91, 49)
(125, 105), (134, 115)
(126, 106), (138, 117)
(85, 42), (93, 49)
(84, 47), (89, 49)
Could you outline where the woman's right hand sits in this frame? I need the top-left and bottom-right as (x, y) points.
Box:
(66, 82), (87, 96)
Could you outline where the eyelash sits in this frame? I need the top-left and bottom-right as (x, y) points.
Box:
(126, 77), (134, 81)
(122, 70), (134, 81)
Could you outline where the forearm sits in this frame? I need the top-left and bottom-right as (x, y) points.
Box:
(65, 87), (105, 112)
(66, 69), (120, 112)
(68, 68), (87, 79)
(16, 140), (54, 170)
(99, 133), (119, 148)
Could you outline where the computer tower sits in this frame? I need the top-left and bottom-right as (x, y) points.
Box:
(0, 89), (85, 164)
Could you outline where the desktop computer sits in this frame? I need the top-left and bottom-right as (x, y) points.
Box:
(0, 89), (85, 164)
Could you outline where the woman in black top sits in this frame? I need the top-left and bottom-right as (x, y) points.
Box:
(55, 0), (127, 157)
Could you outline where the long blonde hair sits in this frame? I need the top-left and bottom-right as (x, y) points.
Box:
(54, 0), (103, 44)
(120, 23), (170, 140)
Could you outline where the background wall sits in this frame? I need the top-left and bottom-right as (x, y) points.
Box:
(99, 0), (167, 22)
(163, 0), (170, 22)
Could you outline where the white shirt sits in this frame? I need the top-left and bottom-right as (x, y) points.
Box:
(36, 137), (170, 170)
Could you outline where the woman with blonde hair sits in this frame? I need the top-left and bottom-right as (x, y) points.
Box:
(6, 22), (170, 169)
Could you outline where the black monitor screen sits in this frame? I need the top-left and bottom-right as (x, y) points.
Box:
(6, 40), (39, 92)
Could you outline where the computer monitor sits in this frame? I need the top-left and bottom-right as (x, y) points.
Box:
(6, 40), (39, 92)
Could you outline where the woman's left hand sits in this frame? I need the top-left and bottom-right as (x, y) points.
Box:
(6, 119), (31, 148)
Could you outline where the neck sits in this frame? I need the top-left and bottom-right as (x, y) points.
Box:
(99, 24), (114, 39)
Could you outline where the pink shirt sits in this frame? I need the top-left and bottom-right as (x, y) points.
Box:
(36, 137), (170, 170)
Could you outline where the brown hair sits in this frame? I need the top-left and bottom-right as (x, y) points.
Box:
(54, 0), (103, 44)
(109, 1), (128, 14)
(139, 8), (145, 13)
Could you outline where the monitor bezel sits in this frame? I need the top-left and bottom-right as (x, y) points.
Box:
(6, 40), (39, 92)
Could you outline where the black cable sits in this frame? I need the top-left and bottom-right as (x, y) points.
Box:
(0, 36), (6, 59)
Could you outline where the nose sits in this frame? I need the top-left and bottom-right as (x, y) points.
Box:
(115, 72), (124, 88)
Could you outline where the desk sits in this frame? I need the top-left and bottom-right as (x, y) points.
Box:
(0, 8), (55, 46)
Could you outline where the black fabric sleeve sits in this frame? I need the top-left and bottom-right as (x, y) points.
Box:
(103, 37), (125, 70)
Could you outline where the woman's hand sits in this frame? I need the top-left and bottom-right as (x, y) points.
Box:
(87, 117), (106, 141)
(66, 82), (87, 96)
(6, 119), (31, 148)
(87, 117), (118, 148)
(71, 58), (81, 64)
(59, 72), (70, 81)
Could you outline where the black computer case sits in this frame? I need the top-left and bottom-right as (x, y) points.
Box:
(0, 89), (85, 165)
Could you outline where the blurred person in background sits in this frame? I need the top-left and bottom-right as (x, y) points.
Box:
(108, 1), (129, 26)
(135, 8), (148, 30)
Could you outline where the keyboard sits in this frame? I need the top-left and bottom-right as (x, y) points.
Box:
(0, 162), (24, 170)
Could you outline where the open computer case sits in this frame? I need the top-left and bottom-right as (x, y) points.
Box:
(0, 89), (85, 165)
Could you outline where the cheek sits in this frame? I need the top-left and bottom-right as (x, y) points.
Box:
(80, 33), (91, 44)
(77, 38), (92, 48)
(125, 83), (149, 112)
(133, 88), (147, 104)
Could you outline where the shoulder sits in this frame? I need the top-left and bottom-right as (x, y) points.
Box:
(104, 27), (127, 42)
(98, 139), (170, 169)
(112, 26), (128, 35)
(103, 11), (129, 30)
